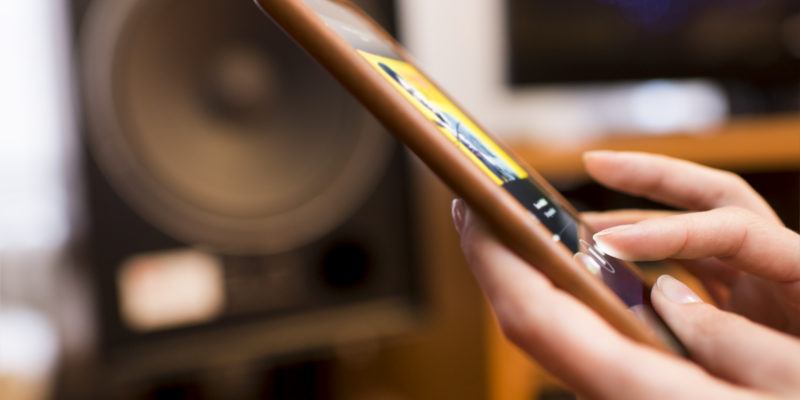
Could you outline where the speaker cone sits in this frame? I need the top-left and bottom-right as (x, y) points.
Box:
(81, 0), (393, 254)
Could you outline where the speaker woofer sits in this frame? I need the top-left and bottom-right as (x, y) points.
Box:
(82, 0), (393, 254)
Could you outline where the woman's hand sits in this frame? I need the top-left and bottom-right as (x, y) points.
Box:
(452, 151), (800, 399)
(583, 151), (800, 335)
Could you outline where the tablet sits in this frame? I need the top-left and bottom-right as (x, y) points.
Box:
(254, 0), (684, 354)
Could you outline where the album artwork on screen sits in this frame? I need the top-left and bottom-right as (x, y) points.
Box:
(359, 51), (582, 250)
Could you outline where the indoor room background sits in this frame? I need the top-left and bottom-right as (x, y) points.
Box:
(1, 0), (798, 399)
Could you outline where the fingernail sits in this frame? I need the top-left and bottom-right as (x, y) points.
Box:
(451, 198), (466, 234)
(592, 224), (634, 258)
(656, 275), (703, 304)
(594, 224), (634, 238)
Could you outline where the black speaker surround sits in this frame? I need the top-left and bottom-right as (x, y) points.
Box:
(63, 0), (420, 397)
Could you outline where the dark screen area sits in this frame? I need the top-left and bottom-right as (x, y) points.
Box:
(506, 0), (800, 112)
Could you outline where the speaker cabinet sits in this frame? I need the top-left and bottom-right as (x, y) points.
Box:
(65, 0), (420, 396)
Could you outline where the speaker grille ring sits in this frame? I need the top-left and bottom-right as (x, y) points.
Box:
(81, 0), (394, 254)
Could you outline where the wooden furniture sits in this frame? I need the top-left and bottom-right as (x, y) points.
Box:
(513, 115), (800, 182)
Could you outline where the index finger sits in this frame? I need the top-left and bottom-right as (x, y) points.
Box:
(584, 151), (781, 223)
(593, 207), (800, 283)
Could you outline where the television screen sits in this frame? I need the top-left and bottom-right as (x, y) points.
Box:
(507, 0), (800, 87)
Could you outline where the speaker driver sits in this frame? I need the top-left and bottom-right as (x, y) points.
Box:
(81, 0), (393, 254)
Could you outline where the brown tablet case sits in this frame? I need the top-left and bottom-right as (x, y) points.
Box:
(255, 0), (672, 353)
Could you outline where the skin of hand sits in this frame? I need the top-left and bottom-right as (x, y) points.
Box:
(451, 151), (800, 399)
(583, 151), (800, 335)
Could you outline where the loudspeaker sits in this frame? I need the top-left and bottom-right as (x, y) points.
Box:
(65, 0), (419, 396)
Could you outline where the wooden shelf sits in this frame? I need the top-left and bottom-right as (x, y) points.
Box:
(511, 115), (800, 181)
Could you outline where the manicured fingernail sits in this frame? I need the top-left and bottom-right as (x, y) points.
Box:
(451, 198), (466, 234)
(592, 224), (633, 258)
(656, 275), (703, 304)
(594, 224), (634, 238)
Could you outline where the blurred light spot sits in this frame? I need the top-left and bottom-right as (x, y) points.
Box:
(575, 252), (602, 276)
(629, 80), (727, 134)
(118, 249), (225, 332)
(0, 308), (57, 378)
(0, 1), (74, 252)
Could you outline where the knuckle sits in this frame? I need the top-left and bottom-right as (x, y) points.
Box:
(639, 168), (666, 195)
(490, 285), (545, 346)
(700, 170), (746, 205)
(721, 170), (749, 188)
(495, 298), (536, 346)
(719, 170), (755, 196)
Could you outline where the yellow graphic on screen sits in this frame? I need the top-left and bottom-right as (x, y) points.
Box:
(359, 51), (528, 185)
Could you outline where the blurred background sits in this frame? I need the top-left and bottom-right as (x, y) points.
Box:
(0, 0), (797, 399)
